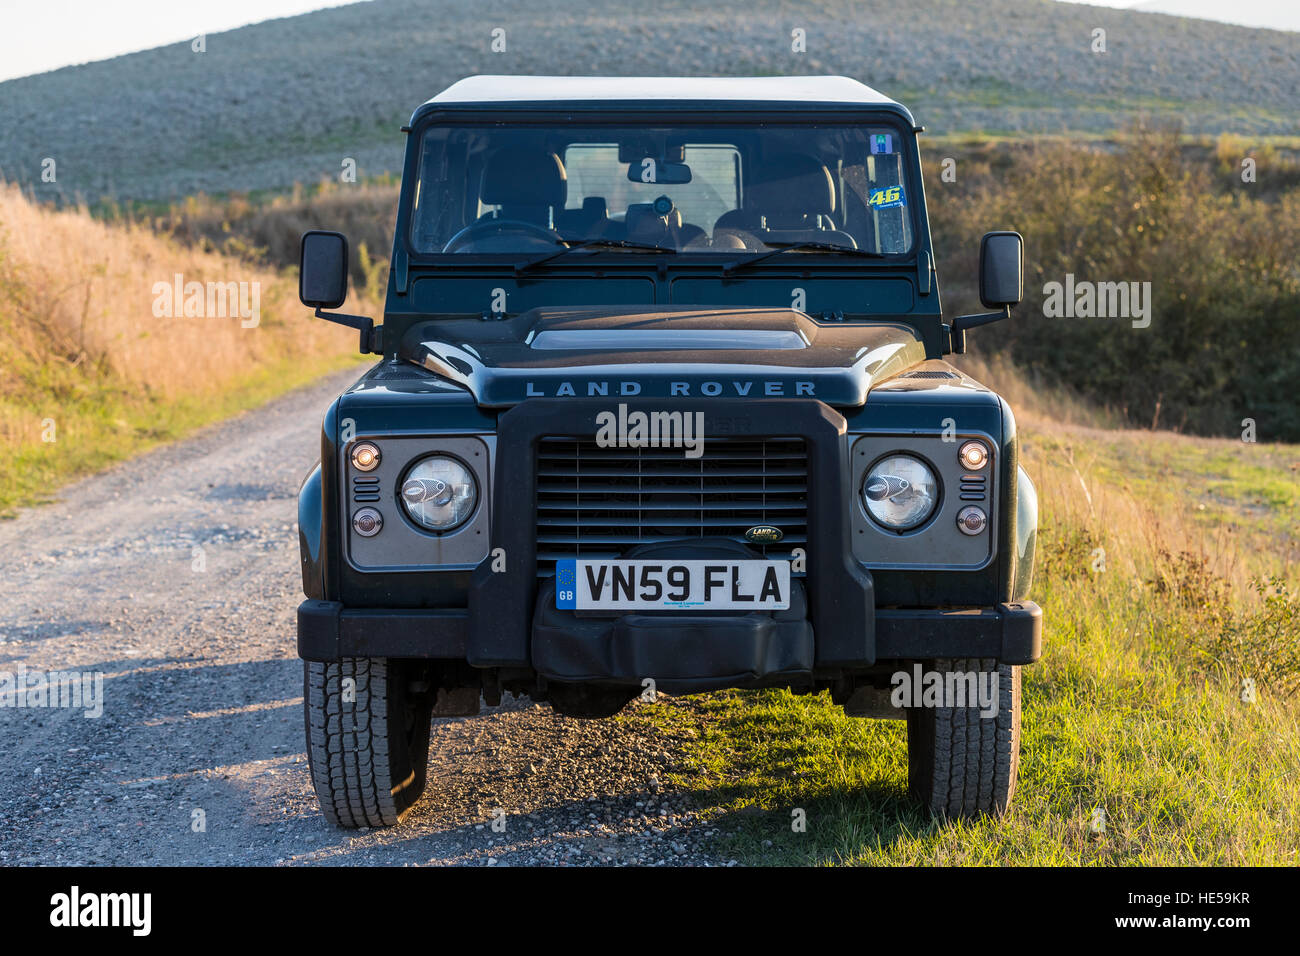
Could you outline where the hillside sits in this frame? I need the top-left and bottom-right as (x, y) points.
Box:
(2, 0), (1298, 201)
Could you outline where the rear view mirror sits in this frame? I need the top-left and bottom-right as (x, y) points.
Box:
(299, 230), (349, 310)
(979, 231), (1024, 308)
(627, 159), (693, 185)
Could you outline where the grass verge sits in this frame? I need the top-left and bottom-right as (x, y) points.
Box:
(0, 350), (365, 515)
(621, 416), (1300, 865)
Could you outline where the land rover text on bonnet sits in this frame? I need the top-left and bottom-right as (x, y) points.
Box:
(294, 75), (1041, 827)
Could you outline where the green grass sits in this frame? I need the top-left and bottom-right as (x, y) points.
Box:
(619, 422), (1300, 866)
(0, 350), (367, 516)
(1032, 427), (1300, 567)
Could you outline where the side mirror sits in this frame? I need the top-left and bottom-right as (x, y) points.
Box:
(299, 230), (378, 354)
(299, 230), (349, 309)
(951, 230), (1025, 354)
(978, 230), (1024, 308)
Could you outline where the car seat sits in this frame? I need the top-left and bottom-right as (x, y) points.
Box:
(478, 149), (567, 228)
(715, 152), (856, 248)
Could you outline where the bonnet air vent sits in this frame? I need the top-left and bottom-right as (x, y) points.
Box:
(529, 329), (807, 351)
(899, 370), (959, 379)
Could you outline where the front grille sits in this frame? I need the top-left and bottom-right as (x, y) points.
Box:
(535, 436), (809, 575)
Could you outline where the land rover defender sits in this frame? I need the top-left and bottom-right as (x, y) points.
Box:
(295, 76), (1041, 827)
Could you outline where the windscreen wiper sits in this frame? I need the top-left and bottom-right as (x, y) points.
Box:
(515, 238), (676, 276)
(722, 240), (890, 277)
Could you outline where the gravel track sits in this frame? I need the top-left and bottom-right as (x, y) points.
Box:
(0, 369), (727, 866)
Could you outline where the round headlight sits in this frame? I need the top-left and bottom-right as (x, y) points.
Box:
(862, 455), (938, 531)
(399, 456), (477, 532)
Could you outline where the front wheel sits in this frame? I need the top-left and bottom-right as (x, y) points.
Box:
(304, 658), (434, 828)
(905, 658), (1021, 817)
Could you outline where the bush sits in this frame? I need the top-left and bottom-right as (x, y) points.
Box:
(1200, 578), (1300, 699)
(929, 127), (1300, 441)
(1149, 548), (1231, 628)
(103, 178), (399, 290)
(1037, 524), (1104, 583)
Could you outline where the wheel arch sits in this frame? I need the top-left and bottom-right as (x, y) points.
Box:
(299, 463), (325, 600)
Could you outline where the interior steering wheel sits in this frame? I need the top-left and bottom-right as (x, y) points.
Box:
(442, 219), (565, 253)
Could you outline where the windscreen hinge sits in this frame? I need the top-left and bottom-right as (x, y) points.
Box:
(392, 247), (409, 295)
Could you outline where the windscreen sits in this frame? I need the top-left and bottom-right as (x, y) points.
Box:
(410, 121), (915, 256)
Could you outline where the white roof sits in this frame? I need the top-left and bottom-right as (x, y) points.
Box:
(426, 75), (900, 107)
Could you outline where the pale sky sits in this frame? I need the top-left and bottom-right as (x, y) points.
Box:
(1059, 0), (1300, 31)
(0, 0), (1294, 83)
(0, 0), (370, 82)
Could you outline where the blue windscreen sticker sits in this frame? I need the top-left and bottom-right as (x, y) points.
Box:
(870, 133), (894, 154)
(555, 559), (577, 609)
(867, 185), (906, 210)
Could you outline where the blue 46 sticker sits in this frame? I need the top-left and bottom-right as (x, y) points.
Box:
(868, 185), (906, 209)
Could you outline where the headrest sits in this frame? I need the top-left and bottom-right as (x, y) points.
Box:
(749, 153), (835, 218)
(481, 149), (567, 208)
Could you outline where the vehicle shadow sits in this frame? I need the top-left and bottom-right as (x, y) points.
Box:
(681, 777), (942, 865)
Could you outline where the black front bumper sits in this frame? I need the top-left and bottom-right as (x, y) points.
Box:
(300, 397), (1044, 677)
(297, 598), (1042, 670)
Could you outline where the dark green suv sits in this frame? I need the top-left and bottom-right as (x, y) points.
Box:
(295, 75), (1041, 827)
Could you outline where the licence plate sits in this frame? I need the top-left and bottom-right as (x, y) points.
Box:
(555, 559), (790, 611)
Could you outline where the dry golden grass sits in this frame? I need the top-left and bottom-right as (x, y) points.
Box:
(959, 351), (1298, 594)
(954, 351), (1123, 431)
(1, 183), (362, 400)
(0, 183), (371, 510)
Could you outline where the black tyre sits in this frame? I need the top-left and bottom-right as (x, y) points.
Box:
(304, 658), (434, 828)
(905, 658), (1021, 817)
